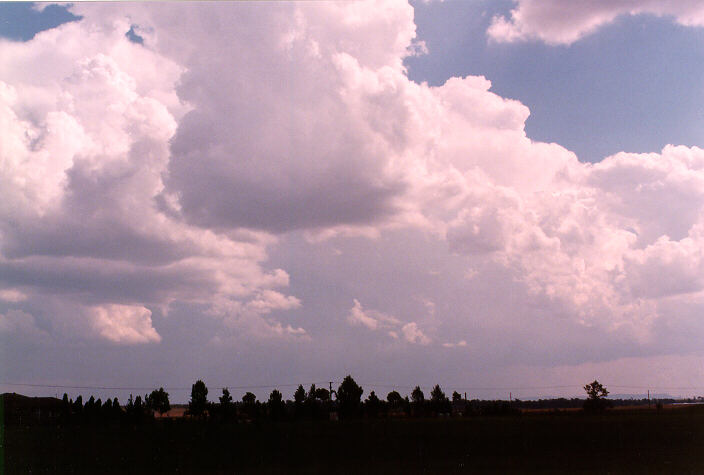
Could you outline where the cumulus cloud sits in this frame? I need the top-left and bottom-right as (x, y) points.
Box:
(90, 304), (160, 344)
(347, 300), (431, 345)
(401, 322), (431, 345)
(348, 299), (382, 330)
(488, 0), (704, 45)
(347, 299), (401, 331)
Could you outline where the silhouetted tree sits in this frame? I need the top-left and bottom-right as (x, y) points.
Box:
(430, 384), (450, 414)
(337, 375), (363, 418)
(364, 390), (381, 418)
(111, 397), (121, 420)
(242, 392), (256, 405)
(411, 386), (425, 417)
(188, 380), (209, 418)
(387, 391), (403, 406)
(268, 389), (285, 420)
(294, 384), (306, 419)
(241, 392), (258, 420)
(583, 380), (611, 412)
(85, 395), (95, 411)
(218, 387), (233, 421)
(93, 398), (102, 422)
(146, 387), (171, 417)
(315, 387), (330, 401)
(71, 395), (83, 421)
(101, 398), (113, 421)
(452, 391), (462, 402)
(411, 386), (424, 404)
(294, 385), (306, 404)
(134, 395), (146, 422)
(61, 393), (71, 422)
(307, 384), (317, 401)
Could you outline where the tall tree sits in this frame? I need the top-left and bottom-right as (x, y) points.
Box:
(337, 375), (363, 418)
(61, 393), (71, 421)
(268, 389), (285, 421)
(241, 392), (258, 419)
(111, 397), (122, 421)
(218, 387), (234, 421)
(411, 386), (424, 404)
(411, 386), (425, 417)
(294, 384), (306, 419)
(188, 380), (209, 418)
(430, 384), (450, 414)
(73, 395), (84, 419)
(364, 390), (381, 418)
(294, 385), (306, 405)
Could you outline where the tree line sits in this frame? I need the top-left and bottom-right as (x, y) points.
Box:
(53, 376), (616, 425)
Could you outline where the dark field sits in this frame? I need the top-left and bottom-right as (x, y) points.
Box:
(6, 407), (704, 473)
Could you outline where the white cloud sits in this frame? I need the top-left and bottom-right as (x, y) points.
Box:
(488, 0), (704, 45)
(442, 340), (467, 348)
(348, 299), (381, 330)
(90, 304), (160, 344)
(347, 299), (401, 332)
(347, 300), (433, 345)
(0, 14), (302, 343)
(401, 322), (431, 345)
(0, 289), (27, 303)
(3, 0), (704, 360)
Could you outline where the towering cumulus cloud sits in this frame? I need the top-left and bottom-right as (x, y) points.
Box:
(0, 9), (302, 343)
(2, 0), (704, 360)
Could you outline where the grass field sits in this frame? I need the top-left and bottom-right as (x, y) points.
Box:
(6, 406), (704, 473)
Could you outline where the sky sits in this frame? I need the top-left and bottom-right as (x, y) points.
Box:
(3, 0), (704, 403)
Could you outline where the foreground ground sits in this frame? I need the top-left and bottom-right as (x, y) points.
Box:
(5, 406), (704, 473)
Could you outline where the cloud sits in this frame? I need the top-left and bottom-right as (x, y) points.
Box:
(401, 322), (431, 345)
(442, 340), (467, 348)
(0, 309), (46, 338)
(347, 299), (401, 331)
(4, 0), (704, 361)
(90, 304), (160, 344)
(347, 300), (432, 345)
(0, 15), (303, 343)
(488, 0), (704, 45)
(348, 299), (381, 330)
(0, 289), (27, 303)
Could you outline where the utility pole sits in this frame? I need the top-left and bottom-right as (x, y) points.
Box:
(329, 381), (334, 400)
(648, 389), (650, 408)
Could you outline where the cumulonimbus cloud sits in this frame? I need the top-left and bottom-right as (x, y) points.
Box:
(2, 1), (704, 352)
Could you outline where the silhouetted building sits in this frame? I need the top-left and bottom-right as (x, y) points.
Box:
(2, 393), (62, 425)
